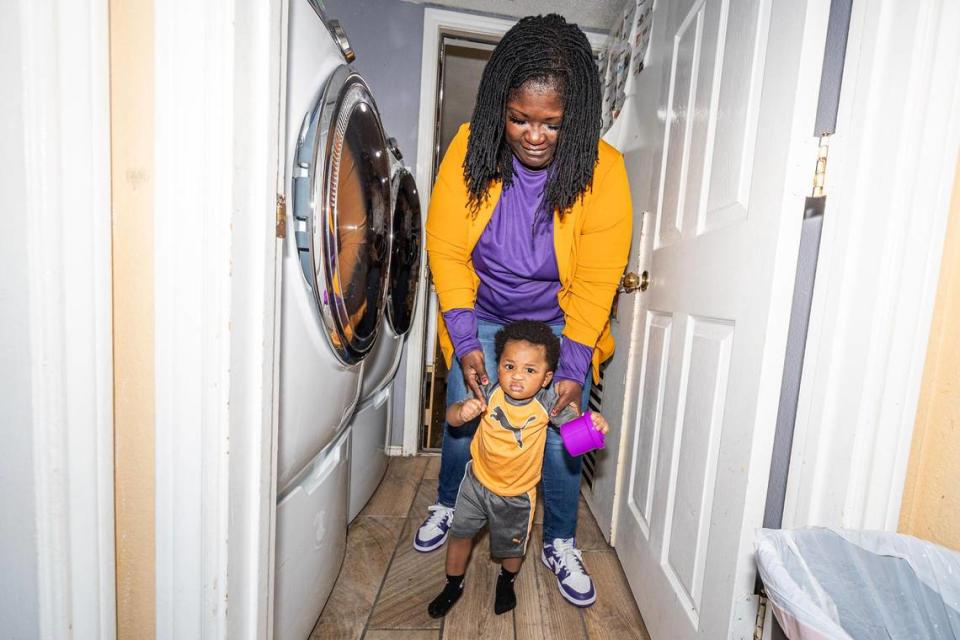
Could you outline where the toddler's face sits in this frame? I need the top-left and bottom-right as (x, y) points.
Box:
(497, 339), (554, 401)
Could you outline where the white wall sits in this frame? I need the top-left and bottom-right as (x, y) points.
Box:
(324, 0), (426, 170)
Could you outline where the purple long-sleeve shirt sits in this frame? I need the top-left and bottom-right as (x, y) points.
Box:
(443, 158), (593, 384)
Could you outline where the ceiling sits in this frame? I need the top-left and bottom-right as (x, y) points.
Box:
(402, 0), (624, 33)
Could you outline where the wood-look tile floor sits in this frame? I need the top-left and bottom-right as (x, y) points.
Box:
(310, 456), (650, 640)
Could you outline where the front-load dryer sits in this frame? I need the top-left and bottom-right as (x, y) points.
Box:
(276, 1), (391, 637)
(347, 141), (423, 521)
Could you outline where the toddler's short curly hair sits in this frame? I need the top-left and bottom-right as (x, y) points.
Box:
(493, 320), (561, 372)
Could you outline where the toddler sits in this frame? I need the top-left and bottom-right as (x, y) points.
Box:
(427, 320), (609, 617)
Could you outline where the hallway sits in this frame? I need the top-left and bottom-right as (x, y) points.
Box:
(310, 455), (650, 639)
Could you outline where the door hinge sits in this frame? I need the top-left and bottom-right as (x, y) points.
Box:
(754, 593), (768, 640)
(275, 193), (286, 239)
(812, 135), (830, 197)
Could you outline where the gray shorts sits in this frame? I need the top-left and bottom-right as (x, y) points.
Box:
(450, 462), (535, 558)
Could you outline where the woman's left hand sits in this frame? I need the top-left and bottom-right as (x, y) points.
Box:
(551, 379), (584, 418)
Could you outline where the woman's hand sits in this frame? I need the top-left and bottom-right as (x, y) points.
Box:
(459, 349), (489, 410)
(551, 379), (584, 418)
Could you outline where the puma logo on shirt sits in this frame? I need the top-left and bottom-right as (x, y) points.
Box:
(490, 406), (538, 448)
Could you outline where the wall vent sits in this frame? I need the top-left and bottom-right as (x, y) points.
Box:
(581, 364), (607, 490)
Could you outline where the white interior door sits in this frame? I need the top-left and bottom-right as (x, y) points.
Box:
(610, 0), (826, 637)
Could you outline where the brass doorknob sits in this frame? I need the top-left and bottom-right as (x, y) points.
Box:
(620, 270), (649, 293)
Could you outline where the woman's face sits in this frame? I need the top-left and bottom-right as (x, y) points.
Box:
(504, 81), (564, 170)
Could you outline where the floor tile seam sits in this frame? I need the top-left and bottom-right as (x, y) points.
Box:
(515, 556), (547, 640)
(364, 462), (446, 635)
(361, 457), (431, 520)
(405, 457), (432, 519)
(362, 628), (442, 639)
(313, 515), (407, 639)
(419, 459), (446, 640)
(367, 623), (444, 632)
(353, 514), (409, 521)
(581, 550), (644, 639)
(361, 466), (430, 638)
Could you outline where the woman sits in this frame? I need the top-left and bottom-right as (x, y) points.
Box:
(416, 14), (632, 608)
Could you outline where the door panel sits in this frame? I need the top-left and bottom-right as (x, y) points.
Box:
(657, 0), (769, 247)
(656, 2), (702, 248)
(628, 311), (673, 538)
(662, 317), (733, 626)
(609, 0), (816, 636)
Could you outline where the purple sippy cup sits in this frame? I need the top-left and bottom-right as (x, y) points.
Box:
(558, 411), (605, 456)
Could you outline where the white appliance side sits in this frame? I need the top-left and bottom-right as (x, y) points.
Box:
(358, 327), (405, 402)
(277, 0), (362, 492)
(277, 245), (363, 490)
(347, 386), (392, 521)
(273, 429), (350, 640)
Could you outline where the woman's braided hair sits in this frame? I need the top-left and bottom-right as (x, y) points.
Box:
(464, 14), (602, 217)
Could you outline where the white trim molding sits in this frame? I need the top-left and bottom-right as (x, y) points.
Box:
(403, 7), (606, 454)
(783, 0), (960, 532)
(1, 0), (116, 637)
(154, 1), (283, 637)
(154, 1), (235, 634)
(227, 2), (285, 638)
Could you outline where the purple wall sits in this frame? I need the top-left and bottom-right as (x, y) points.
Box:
(324, 0), (426, 169)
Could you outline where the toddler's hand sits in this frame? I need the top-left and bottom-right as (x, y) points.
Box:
(458, 398), (484, 423)
(590, 412), (610, 436)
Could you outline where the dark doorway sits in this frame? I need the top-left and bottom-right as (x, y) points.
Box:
(420, 35), (496, 451)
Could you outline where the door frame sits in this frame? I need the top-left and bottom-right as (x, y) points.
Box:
(152, 0), (284, 637)
(3, 0), (116, 636)
(402, 7), (607, 454)
(780, 0), (960, 532)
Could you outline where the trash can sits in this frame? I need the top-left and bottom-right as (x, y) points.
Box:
(755, 528), (960, 639)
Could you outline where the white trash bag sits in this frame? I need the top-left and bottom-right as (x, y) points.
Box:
(755, 528), (960, 639)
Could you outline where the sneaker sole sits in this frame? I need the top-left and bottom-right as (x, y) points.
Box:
(414, 532), (449, 553)
(540, 549), (597, 607)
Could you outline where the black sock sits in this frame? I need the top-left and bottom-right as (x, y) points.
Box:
(494, 567), (518, 615)
(428, 574), (465, 618)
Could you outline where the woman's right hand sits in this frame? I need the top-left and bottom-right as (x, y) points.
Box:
(459, 349), (489, 410)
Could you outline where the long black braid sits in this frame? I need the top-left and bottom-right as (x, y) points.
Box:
(464, 14), (602, 217)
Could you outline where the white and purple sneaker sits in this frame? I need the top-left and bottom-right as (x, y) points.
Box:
(414, 504), (454, 552)
(541, 537), (596, 607)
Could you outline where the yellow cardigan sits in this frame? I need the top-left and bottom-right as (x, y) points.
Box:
(426, 123), (632, 382)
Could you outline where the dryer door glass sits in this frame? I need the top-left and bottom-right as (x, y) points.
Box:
(293, 66), (391, 364)
(386, 169), (422, 336)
